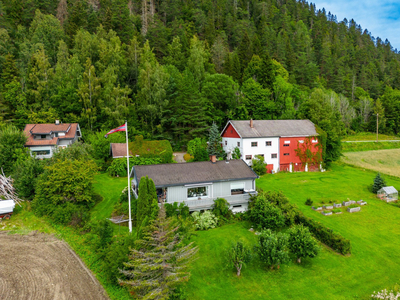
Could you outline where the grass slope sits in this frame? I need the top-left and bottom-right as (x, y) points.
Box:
(343, 132), (400, 141)
(186, 163), (400, 300)
(342, 149), (400, 177)
(342, 141), (400, 152)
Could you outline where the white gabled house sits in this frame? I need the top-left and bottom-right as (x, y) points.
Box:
(221, 119), (319, 173)
(130, 159), (258, 213)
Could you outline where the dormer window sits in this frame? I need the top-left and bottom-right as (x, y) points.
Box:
(41, 135), (46, 139)
(55, 132), (58, 137)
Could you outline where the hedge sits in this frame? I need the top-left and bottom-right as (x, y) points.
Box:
(129, 136), (173, 163)
(295, 213), (351, 255)
(107, 157), (162, 177)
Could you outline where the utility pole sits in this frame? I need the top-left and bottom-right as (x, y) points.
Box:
(376, 113), (379, 142)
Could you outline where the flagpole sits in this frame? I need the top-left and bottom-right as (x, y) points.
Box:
(125, 121), (132, 233)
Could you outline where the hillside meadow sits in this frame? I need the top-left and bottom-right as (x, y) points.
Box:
(186, 163), (400, 300)
(342, 149), (400, 177)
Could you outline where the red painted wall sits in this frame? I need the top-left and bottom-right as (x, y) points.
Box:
(279, 137), (320, 165)
(222, 123), (240, 138)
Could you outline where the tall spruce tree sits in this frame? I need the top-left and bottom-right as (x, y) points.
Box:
(120, 203), (198, 299)
(207, 122), (223, 158)
(136, 176), (159, 229)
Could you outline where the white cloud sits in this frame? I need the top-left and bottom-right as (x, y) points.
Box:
(313, 0), (400, 50)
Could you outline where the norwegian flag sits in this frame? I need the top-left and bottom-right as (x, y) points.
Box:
(104, 124), (126, 138)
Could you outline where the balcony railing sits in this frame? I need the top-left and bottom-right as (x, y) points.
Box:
(182, 191), (256, 209)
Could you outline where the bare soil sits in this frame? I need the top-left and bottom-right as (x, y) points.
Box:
(0, 231), (109, 300)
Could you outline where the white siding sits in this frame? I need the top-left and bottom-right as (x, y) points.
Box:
(242, 137), (280, 172)
(222, 137), (242, 159)
(29, 146), (55, 159)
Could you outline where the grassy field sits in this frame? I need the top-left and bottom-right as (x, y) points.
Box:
(342, 149), (400, 177)
(342, 141), (400, 152)
(186, 163), (400, 300)
(343, 132), (400, 141)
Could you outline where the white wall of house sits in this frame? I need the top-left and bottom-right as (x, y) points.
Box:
(58, 139), (73, 147)
(222, 137), (242, 159)
(29, 146), (55, 159)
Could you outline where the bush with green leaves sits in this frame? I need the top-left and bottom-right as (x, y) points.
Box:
(248, 195), (285, 230)
(257, 229), (289, 270)
(232, 147), (241, 160)
(251, 155), (267, 176)
(12, 155), (45, 200)
(288, 224), (319, 263)
(91, 219), (114, 251)
(187, 138), (207, 156)
(191, 211), (219, 230)
(165, 202), (190, 219)
(372, 172), (386, 193)
(212, 198), (233, 223)
(0, 124), (27, 175)
(305, 198), (313, 206)
(225, 241), (252, 276)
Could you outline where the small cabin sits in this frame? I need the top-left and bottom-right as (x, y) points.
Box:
(377, 186), (398, 202)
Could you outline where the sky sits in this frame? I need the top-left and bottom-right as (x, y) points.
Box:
(313, 0), (400, 51)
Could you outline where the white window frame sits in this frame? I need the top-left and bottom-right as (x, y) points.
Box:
(251, 141), (258, 147)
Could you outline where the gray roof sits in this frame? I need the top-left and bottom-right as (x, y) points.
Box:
(131, 160), (258, 187)
(229, 120), (317, 138)
(379, 186), (398, 194)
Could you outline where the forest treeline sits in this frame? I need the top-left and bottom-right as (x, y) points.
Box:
(1, 0), (400, 163)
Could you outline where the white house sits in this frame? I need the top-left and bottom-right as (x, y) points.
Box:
(23, 121), (82, 159)
(221, 119), (319, 173)
(130, 159), (258, 213)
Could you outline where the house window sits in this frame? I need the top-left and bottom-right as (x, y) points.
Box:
(251, 142), (258, 147)
(225, 140), (227, 146)
(55, 132), (59, 137)
(312, 139), (318, 143)
(231, 182), (244, 195)
(283, 144), (289, 147)
(284, 153), (290, 156)
(258, 154), (264, 158)
(266, 141), (272, 146)
(41, 135), (46, 139)
(32, 150), (50, 155)
(245, 155), (252, 160)
(271, 153), (277, 159)
(237, 142), (240, 147)
(231, 129), (233, 133)
(299, 140), (304, 143)
(187, 186), (208, 199)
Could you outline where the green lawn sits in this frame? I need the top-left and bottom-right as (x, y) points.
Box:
(343, 132), (400, 141)
(186, 163), (400, 300)
(342, 141), (400, 152)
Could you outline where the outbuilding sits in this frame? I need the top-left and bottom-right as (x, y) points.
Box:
(377, 186), (398, 202)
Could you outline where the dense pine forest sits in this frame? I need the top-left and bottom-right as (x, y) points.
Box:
(1, 0), (400, 163)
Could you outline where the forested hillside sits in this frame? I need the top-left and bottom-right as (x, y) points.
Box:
(1, 0), (400, 161)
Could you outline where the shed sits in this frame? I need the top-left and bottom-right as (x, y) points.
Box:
(377, 186), (398, 202)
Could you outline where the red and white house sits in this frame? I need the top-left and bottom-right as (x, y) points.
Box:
(221, 120), (321, 173)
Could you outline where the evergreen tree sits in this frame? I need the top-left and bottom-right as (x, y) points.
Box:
(372, 173), (386, 194)
(136, 176), (159, 229)
(206, 122), (223, 158)
(120, 203), (198, 299)
(237, 32), (252, 72)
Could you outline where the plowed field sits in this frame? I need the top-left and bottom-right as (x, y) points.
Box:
(0, 231), (109, 300)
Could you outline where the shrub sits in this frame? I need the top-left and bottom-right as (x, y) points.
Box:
(51, 202), (90, 227)
(129, 136), (173, 163)
(232, 147), (241, 160)
(107, 157), (162, 177)
(212, 198), (233, 223)
(191, 211), (218, 230)
(295, 213), (351, 255)
(305, 198), (313, 206)
(183, 153), (193, 162)
(257, 229), (289, 270)
(248, 195), (285, 230)
(251, 155), (267, 176)
(225, 241), (251, 277)
(165, 202), (190, 219)
(92, 219), (114, 250)
(288, 224), (319, 263)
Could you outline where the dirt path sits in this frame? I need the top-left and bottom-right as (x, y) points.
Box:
(0, 231), (109, 300)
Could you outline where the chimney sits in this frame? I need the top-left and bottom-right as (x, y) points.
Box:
(210, 155), (217, 163)
(55, 120), (60, 125)
(250, 119), (253, 128)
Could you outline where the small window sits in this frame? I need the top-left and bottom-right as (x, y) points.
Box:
(283, 144), (290, 147)
(299, 140), (304, 143)
(245, 155), (252, 160)
(271, 153), (277, 159)
(258, 154), (264, 158)
(266, 141), (272, 146)
(32, 150), (50, 155)
(312, 139), (318, 143)
(231, 182), (244, 195)
(237, 142), (240, 147)
(251, 142), (258, 147)
(187, 186), (208, 198)
(55, 132), (59, 137)
(284, 153), (290, 156)
(41, 135), (46, 139)
(225, 140), (227, 146)
(233, 205), (242, 208)
(231, 129), (233, 133)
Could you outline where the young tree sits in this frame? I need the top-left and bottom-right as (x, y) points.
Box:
(257, 229), (289, 270)
(288, 224), (319, 263)
(372, 173), (386, 194)
(136, 176), (159, 229)
(207, 122), (224, 158)
(232, 147), (241, 159)
(0, 125), (27, 175)
(251, 155), (267, 176)
(248, 196), (285, 230)
(226, 241), (251, 276)
(120, 203), (198, 299)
